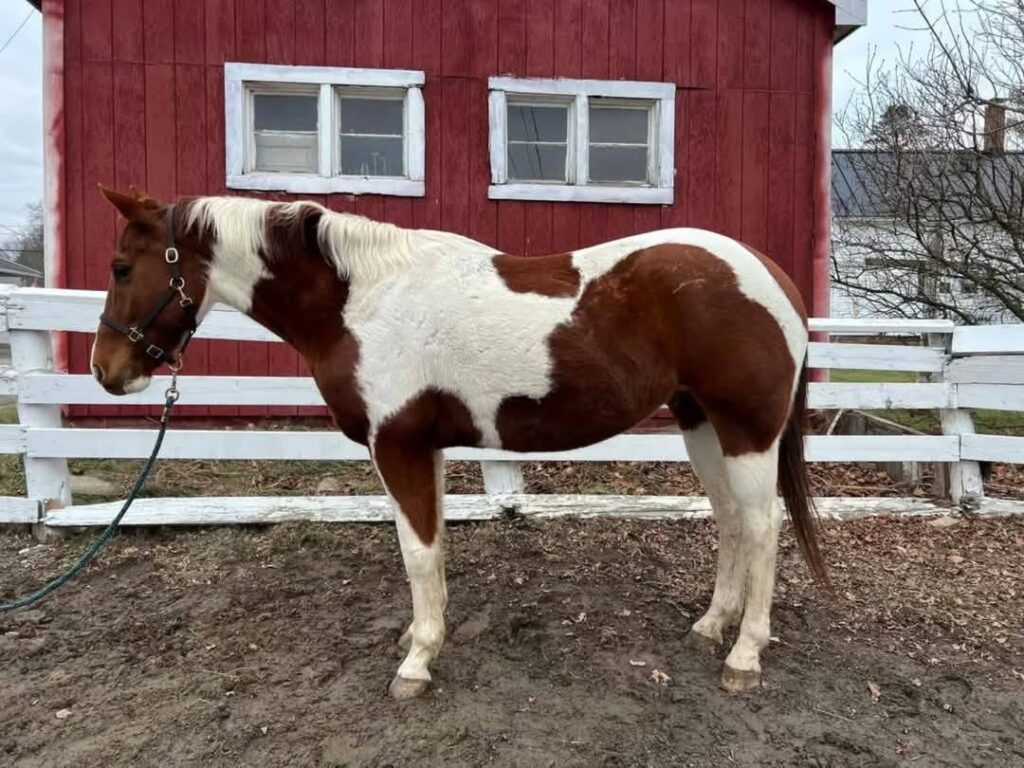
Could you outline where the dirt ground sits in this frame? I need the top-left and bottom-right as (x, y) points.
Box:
(1, 515), (1023, 767)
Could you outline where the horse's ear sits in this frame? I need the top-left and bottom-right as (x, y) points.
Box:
(99, 184), (144, 220)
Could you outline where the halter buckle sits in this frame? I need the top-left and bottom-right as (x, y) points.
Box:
(165, 246), (179, 264)
(127, 327), (144, 343)
(145, 344), (165, 359)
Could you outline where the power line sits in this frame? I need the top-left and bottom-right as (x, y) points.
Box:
(0, 9), (34, 58)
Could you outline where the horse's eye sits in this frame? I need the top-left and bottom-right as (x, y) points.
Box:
(112, 263), (132, 281)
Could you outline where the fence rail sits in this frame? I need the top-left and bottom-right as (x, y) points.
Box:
(0, 287), (1022, 527)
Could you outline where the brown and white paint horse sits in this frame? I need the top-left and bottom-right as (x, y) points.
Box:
(92, 187), (827, 699)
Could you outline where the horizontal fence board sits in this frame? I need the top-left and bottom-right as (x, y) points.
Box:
(42, 494), (1022, 527)
(16, 374), (324, 406)
(12, 427), (962, 463)
(15, 375), (957, 411)
(0, 496), (40, 524)
(810, 318), (954, 335)
(808, 342), (945, 372)
(957, 384), (1024, 411)
(808, 382), (952, 410)
(4, 289), (281, 342)
(952, 324), (1024, 356)
(804, 434), (960, 462)
(946, 357), (1024, 386)
(0, 425), (26, 453)
(961, 434), (1024, 463)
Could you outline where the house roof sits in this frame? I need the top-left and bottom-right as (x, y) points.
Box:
(832, 149), (1024, 219)
(0, 258), (42, 280)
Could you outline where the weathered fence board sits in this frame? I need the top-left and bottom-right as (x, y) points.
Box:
(40, 493), (1017, 528)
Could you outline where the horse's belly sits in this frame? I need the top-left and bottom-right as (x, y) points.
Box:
(493, 377), (673, 453)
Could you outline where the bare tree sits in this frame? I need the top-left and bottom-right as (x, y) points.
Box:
(833, 0), (1024, 324)
(0, 202), (44, 277)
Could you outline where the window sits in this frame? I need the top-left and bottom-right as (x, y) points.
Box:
(225, 63), (425, 196)
(488, 77), (675, 204)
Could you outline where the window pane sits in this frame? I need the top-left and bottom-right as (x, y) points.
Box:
(340, 97), (404, 136)
(508, 143), (567, 182)
(507, 105), (568, 142)
(589, 105), (649, 144)
(589, 145), (648, 183)
(253, 93), (318, 132)
(339, 135), (404, 176)
(254, 132), (318, 173)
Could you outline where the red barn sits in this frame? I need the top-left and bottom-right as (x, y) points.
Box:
(32, 0), (866, 420)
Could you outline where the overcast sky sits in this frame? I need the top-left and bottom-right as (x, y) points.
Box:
(0, 1), (965, 230)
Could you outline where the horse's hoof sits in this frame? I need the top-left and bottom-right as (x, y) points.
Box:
(685, 629), (722, 655)
(389, 675), (429, 700)
(720, 664), (761, 693)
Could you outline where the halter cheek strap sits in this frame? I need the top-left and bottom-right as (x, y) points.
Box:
(100, 205), (198, 366)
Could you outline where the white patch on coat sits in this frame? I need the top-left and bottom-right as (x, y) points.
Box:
(186, 197), (273, 316)
(123, 374), (151, 394)
(345, 248), (573, 447)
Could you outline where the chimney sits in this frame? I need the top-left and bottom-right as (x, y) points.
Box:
(984, 100), (1006, 153)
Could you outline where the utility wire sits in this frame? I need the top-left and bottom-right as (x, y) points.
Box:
(0, 9), (35, 58)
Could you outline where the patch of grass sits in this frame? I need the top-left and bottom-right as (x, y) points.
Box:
(828, 369), (1024, 435)
(831, 369), (918, 384)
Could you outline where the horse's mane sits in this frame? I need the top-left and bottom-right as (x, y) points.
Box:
(184, 196), (492, 283)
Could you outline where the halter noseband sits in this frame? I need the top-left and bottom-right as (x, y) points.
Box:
(100, 205), (198, 367)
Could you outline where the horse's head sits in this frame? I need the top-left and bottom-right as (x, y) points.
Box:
(91, 186), (207, 395)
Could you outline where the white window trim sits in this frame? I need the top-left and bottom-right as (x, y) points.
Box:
(224, 62), (426, 197)
(488, 76), (675, 205)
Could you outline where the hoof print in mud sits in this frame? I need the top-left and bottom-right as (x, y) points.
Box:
(685, 629), (723, 656)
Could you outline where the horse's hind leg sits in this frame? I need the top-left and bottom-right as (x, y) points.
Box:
(372, 440), (447, 700)
(717, 441), (782, 692)
(670, 394), (745, 651)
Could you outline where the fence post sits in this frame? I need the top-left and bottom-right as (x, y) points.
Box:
(481, 461), (523, 512)
(930, 331), (984, 507)
(9, 325), (72, 514)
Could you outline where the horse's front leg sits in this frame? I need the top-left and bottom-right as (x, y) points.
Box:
(372, 438), (446, 700)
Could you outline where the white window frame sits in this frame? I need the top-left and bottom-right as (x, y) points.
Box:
(225, 62), (425, 197)
(488, 76), (676, 205)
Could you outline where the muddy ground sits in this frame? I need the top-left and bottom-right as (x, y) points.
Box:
(1, 515), (1023, 767)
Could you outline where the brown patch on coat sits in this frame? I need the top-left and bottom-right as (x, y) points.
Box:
(252, 203), (370, 444)
(667, 391), (708, 431)
(496, 243), (801, 457)
(492, 253), (581, 298)
(373, 390), (482, 544)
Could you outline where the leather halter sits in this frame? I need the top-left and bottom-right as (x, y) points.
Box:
(99, 205), (198, 367)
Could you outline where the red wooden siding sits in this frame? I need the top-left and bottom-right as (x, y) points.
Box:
(59, 0), (835, 421)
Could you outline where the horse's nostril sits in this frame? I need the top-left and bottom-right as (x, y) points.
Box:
(92, 364), (104, 383)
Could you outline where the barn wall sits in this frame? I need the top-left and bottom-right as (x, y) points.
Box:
(59, 0), (835, 420)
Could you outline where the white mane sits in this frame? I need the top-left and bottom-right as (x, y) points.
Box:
(184, 196), (495, 286)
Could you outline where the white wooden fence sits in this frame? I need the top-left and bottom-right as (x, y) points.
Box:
(1, 286), (1022, 528)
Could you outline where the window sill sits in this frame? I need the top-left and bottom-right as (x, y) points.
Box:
(487, 183), (673, 205)
(227, 173), (425, 197)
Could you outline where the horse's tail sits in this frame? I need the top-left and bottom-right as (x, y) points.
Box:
(778, 360), (830, 586)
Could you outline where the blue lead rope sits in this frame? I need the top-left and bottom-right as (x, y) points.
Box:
(0, 389), (178, 614)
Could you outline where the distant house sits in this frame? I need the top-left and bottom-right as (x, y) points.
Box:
(830, 144), (1022, 323)
(0, 259), (42, 289)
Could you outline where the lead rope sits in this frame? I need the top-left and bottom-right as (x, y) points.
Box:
(0, 372), (181, 614)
